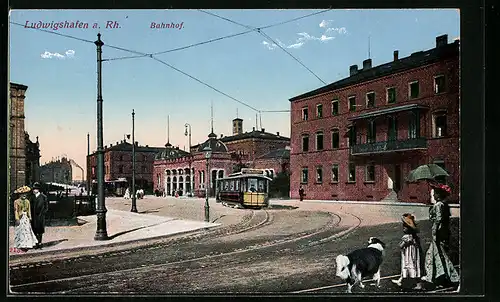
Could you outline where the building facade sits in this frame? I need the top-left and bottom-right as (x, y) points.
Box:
(289, 35), (459, 203)
(87, 140), (164, 192)
(9, 82), (41, 192)
(154, 118), (290, 197)
(39, 157), (73, 184)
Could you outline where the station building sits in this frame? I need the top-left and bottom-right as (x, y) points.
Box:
(289, 34), (460, 203)
(153, 118), (290, 197)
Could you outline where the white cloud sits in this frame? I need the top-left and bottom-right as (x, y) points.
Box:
(319, 19), (333, 28)
(261, 22), (346, 51)
(40, 49), (76, 59)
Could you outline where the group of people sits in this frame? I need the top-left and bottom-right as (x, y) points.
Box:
(392, 182), (460, 290)
(123, 188), (144, 199)
(12, 182), (48, 253)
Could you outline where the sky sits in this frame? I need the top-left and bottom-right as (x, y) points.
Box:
(9, 9), (460, 180)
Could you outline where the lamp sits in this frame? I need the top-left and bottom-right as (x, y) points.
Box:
(203, 145), (212, 222)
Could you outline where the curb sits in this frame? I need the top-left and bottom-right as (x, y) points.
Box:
(9, 224), (218, 264)
(279, 200), (460, 208)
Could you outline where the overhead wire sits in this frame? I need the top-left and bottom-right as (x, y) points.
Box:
(198, 9), (328, 85)
(10, 9), (334, 113)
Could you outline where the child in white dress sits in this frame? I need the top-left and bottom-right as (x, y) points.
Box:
(392, 213), (425, 290)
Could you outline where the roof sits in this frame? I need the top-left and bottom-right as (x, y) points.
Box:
(348, 104), (429, 121)
(219, 130), (290, 144)
(154, 146), (191, 160)
(256, 148), (290, 160)
(10, 82), (28, 90)
(197, 136), (229, 153)
(106, 141), (164, 153)
(289, 40), (459, 102)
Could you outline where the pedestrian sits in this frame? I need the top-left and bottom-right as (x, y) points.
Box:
(421, 182), (460, 288)
(30, 182), (48, 249)
(13, 186), (38, 252)
(392, 213), (425, 290)
(124, 187), (130, 199)
(299, 185), (305, 201)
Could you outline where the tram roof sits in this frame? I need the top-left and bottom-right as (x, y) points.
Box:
(218, 174), (272, 181)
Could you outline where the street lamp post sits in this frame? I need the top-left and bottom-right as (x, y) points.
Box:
(184, 123), (192, 196)
(203, 146), (212, 222)
(131, 109), (138, 213)
(94, 33), (109, 241)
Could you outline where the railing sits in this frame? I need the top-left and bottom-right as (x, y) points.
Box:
(350, 138), (427, 155)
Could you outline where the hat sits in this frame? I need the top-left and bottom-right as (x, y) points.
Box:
(401, 213), (417, 230)
(14, 186), (31, 194)
(429, 182), (451, 194)
(32, 182), (42, 190)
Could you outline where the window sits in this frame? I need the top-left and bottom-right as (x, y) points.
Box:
(316, 166), (323, 183)
(331, 164), (339, 182)
(433, 112), (448, 137)
(142, 166), (147, 173)
(301, 168), (309, 184)
(316, 131), (324, 150)
(433, 160), (447, 184)
(331, 129), (340, 149)
(302, 107), (309, 121)
(348, 96), (357, 111)
(316, 104), (323, 118)
(348, 125), (357, 147)
(434, 75), (446, 94)
(331, 99), (339, 115)
(118, 165), (123, 173)
(367, 121), (377, 143)
(409, 81), (420, 99)
(348, 163), (356, 182)
(119, 155), (124, 161)
(387, 116), (398, 141)
(302, 134), (309, 152)
(409, 113), (418, 139)
(91, 167), (95, 176)
(366, 92), (375, 108)
(387, 87), (396, 104)
(366, 163), (375, 182)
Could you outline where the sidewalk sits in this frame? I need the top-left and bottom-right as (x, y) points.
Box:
(9, 208), (220, 262)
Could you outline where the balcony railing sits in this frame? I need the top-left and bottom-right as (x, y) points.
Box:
(350, 138), (427, 155)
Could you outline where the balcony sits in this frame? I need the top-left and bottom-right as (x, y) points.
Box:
(350, 138), (427, 155)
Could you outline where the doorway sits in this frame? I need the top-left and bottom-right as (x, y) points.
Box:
(394, 164), (401, 192)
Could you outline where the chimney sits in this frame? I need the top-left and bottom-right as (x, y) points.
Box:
(146, 145), (149, 147)
(220, 134), (224, 138)
(393, 50), (399, 61)
(436, 34), (448, 48)
(261, 128), (265, 133)
(362, 59), (372, 70)
(110, 143), (113, 147)
(276, 132), (280, 136)
(116, 141), (119, 145)
(349, 64), (358, 76)
(252, 127), (255, 131)
(135, 141), (138, 146)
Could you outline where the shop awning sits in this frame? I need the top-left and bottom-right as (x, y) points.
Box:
(348, 104), (429, 121)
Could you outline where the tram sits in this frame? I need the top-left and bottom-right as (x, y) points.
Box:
(91, 178), (128, 196)
(216, 168), (272, 209)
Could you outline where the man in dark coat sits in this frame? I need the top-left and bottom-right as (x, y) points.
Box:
(299, 185), (305, 201)
(30, 182), (48, 248)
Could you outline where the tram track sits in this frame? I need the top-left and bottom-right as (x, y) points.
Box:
(10, 210), (360, 292)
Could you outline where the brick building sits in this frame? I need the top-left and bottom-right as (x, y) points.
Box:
(9, 82), (41, 193)
(39, 157), (72, 184)
(154, 118), (290, 197)
(289, 34), (459, 203)
(87, 140), (164, 192)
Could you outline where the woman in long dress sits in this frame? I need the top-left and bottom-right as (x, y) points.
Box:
(13, 186), (38, 252)
(421, 182), (460, 288)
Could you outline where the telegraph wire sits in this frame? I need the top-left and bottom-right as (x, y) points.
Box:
(198, 10), (327, 85)
(150, 56), (260, 112)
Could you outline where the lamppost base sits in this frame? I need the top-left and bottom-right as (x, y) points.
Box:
(94, 231), (109, 241)
(131, 208), (138, 213)
(204, 205), (210, 222)
(94, 209), (109, 241)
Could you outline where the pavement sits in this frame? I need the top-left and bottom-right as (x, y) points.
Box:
(8, 195), (459, 261)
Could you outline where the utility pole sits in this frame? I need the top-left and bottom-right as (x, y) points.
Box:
(131, 109), (138, 212)
(87, 132), (91, 195)
(94, 33), (109, 241)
